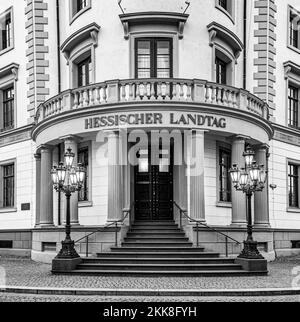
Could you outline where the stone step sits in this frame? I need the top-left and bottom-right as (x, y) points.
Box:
(84, 257), (234, 264)
(76, 263), (244, 272)
(124, 237), (190, 242)
(68, 270), (266, 277)
(127, 233), (186, 238)
(130, 228), (183, 233)
(121, 242), (193, 247)
(131, 225), (180, 230)
(111, 247), (204, 252)
(134, 221), (176, 224)
(132, 221), (177, 225)
(97, 251), (219, 258)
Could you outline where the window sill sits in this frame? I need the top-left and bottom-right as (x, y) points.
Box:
(79, 201), (93, 208)
(287, 207), (300, 213)
(70, 5), (91, 25)
(215, 5), (235, 25)
(217, 202), (232, 208)
(287, 44), (300, 55)
(0, 46), (14, 57)
(0, 207), (17, 214)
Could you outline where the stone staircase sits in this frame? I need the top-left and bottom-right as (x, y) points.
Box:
(69, 220), (267, 276)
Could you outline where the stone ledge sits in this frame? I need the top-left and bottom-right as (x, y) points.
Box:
(0, 286), (300, 297)
(52, 257), (82, 273)
(0, 249), (31, 258)
(236, 258), (268, 273)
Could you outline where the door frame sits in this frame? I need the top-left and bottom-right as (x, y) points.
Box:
(134, 143), (174, 221)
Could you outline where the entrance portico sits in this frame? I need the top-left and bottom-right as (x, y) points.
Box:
(32, 78), (274, 261)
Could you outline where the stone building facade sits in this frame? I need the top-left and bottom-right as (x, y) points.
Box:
(0, 0), (300, 263)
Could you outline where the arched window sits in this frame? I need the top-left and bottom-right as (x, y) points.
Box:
(215, 0), (235, 23)
(61, 23), (100, 88)
(208, 22), (243, 86)
(69, 0), (91, 24)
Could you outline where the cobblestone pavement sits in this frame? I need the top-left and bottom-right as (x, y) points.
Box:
(0, 256), (300, 290)
(0, 293), (299, 302)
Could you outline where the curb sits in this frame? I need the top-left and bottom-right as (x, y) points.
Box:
(0, 286), (300, 297)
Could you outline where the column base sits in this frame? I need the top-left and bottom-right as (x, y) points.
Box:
(254, 223), (271, 228)
(70, 222), (81, 227)
(39, 224), (55, 228)
(231, 222), (247, 228)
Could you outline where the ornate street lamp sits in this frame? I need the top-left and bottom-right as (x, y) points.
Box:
(51, 148), (86, 260)
(229, 147), (268, 260)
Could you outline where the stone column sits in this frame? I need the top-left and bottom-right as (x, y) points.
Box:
(34, 153), (41, 227)
(39, 146), (54, 227)
(64, 137), (79, 226)
(254, 144), (270, 227)
(231, 136), (247, 226)
(107, 131), (123, 221)
(187, 130), (206, 222)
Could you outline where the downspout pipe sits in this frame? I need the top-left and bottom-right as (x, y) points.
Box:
(56, 0), (61, 93)
(56, 0), (61, 224)
(243, 0), (247, 89)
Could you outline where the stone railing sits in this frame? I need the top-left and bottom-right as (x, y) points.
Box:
(35, 78), (270, 124)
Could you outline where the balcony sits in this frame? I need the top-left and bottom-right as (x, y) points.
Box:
(35, 78), (270, 125)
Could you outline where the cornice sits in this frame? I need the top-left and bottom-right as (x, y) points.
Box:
(119, 11), (189, 40)
(207, 21), (244, 59)
(61, 23), (100, 60)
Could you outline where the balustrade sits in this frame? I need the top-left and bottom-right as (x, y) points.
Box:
(35, 79), (269, 124)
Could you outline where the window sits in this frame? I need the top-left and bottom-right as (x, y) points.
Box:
(215, 0), (234, 22)
(2, 86), (14, 131)
(219, 0), (228, 10)
(78, 147), (89, 202)
(289, 8), (300, 50)
(290, 13), (299, 48)
(76, 0), (88, 13)
(0, 64), (18, 132)
(288, 85), (299, 128)
(289, 163), (299, 208)
(219, 148), (232, 203)
(0, 8), (13, 53)
(216, 57), (227, 85)
(135, 38), (173, 79)
(214, 49), (233, 85)
(1, 163), (14, 209)
(77, 55), (92, 87)
(70, 0), (91, 22)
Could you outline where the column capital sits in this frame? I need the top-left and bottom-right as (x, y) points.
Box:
(229, 135), (251, 143)
(103, 130), (121, 137)
(38, 144), (53, 154)
(189, 129), (208, 133)
(254, 143), (270, 151)
(59, 135), (82, 144)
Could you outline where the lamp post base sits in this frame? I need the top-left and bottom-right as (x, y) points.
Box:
(52, 240), (82, 273)
(238, 240), (265, 259)
(56, 240), (80, 259)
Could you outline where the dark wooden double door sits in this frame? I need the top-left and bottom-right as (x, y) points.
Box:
(135, 147), (173, 221)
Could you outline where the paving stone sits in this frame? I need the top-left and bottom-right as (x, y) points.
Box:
(0, 294), (299, 302)
(0, 255), (299, 291)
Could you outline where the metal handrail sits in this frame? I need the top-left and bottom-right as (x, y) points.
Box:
(74, 204), (133, 257)
(173, 201), (241, 257)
